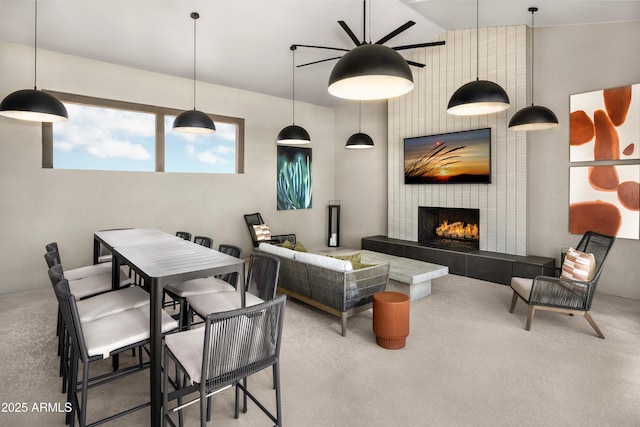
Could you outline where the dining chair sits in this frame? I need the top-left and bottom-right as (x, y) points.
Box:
(193, 235), (214, 248)
(176, 231), (192, 241)
(47, 264), (150, 393)
(53, 278), (178, 427)
(45, 242), (113, 280)
(163, 244), (243, 330)
(187, 252), (280, 322)
(163, 295), (286, 427)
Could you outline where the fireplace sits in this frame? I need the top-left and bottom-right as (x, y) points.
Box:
(418, 207), (480, 250)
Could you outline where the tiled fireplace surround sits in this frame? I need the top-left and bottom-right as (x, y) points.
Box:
(388, 25), (528, 256)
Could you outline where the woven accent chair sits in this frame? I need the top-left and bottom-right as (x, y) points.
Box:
(509, 231), (616, 338)
(176, 231), (192, 241)
(243, 212), (296, 247)
(163, 244), (243, 330)
(163, 295), (287, 427)
(53, 278), (178, 427)
(193, 236), (213, 248)
(188, 252), (280, 322)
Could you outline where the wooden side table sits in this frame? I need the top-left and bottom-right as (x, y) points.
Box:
(373, 291), (410, 349)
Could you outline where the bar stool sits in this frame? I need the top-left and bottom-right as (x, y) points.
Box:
(372, 291), (410, 349)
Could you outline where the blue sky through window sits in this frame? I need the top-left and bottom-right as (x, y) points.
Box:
(53, 103), (155, 172)
(164, 116), (236, 174)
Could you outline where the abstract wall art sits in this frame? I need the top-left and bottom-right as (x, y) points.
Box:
(569, 165), (639, 239)
(570, 83), (639, 162)
(277, 146), (312, 210)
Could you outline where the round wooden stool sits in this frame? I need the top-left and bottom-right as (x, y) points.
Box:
(373, 291), (410, 349)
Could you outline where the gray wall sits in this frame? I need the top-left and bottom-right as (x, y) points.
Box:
(527, 21), (640, 299)
(0, 41), (337, 294)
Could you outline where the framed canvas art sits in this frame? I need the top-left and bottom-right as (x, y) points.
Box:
(277, 146), (312, 210)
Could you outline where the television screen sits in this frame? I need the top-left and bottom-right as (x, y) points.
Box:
(404, 128), (491, 184)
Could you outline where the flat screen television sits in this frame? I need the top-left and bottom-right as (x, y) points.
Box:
(404, 128), (491, 184)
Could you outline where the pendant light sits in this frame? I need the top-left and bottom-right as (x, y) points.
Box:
(328, 0), (413, 101)
(447, 0), (510, 116)
(346, 102), (374, 149)
(173, 12), (215, 134)
(0, 0), (68, 123)
(508, 7), (558, 131)
(276, 45), (311, 145)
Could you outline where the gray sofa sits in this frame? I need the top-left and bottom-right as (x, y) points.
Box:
(258, 243), (390, 336)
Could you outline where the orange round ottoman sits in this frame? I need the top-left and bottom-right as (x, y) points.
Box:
(373, 291), (410, 349)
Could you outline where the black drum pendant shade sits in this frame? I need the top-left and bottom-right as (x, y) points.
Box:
(328, 44), (414, 101)
(0, 0), (68, 123)
(508, 7), (558, 131)
(277, 45), (310, 145)
(0, 89), (68, 122)
(173, 12), (215, 134)
(447, 0), (510, 116)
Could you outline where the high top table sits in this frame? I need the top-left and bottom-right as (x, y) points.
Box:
(93, 228), (246, 426)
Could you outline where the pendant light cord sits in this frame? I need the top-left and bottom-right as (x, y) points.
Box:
(475, 0), (479, 81)
(291, 45), (296, 125)
(530, 8), (535, 106)
(33, 0), (38, 90)
(358, 101), (362, 132)
(192, 13), (198, 110)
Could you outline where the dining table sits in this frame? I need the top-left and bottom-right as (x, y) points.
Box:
(93, 228), (246, 426)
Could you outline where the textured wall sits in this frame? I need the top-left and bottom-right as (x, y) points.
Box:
(388, 25), (528, 255)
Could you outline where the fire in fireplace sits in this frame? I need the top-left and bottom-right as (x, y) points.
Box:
(418, 207), (480, 250)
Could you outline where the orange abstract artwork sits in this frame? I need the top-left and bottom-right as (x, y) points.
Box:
(569, 83), (640, 240)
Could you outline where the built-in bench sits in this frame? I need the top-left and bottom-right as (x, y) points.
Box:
(362, 236), (556, 285)
(359, 250), (448, 300)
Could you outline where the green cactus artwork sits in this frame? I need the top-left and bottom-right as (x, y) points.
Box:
(277, 146), (312, 210)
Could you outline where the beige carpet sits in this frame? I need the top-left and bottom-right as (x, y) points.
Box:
(1, 274), (639, 426)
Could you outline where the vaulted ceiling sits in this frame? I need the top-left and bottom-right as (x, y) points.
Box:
(1, 0), (639, 107)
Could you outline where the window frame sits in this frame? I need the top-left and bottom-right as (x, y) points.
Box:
(42, 91), (244, 174)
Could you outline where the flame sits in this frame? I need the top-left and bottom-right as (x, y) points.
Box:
(436, 220), (479, 240)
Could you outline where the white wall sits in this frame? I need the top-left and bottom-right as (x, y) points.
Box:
(0, 41), (336, 294)
(528, 21), (640, 299)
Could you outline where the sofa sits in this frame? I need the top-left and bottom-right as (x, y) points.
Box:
(257, 243), (390, 336)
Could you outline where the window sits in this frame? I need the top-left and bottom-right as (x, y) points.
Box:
(42, 92), (244, 174)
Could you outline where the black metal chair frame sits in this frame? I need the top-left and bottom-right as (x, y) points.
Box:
(176, 231), (192, 241)
(163, 295), (286, 427)
(509, 230), (616, 338)
(243, 212), (296, 247)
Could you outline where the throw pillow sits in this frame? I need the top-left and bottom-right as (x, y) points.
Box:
(329, 252), (362, 264)
(560, 247), (596, 282)
(281, 240), (307, 252)
(352, 262), (375, 270)
(252, 224), (271, 242)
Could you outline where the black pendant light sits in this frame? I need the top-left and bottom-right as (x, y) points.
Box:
(508, 7), (558, 131)
(173, 12), (215, 134)
(447, 0), (510, 116)
(277, 45), (311, 145)
(346, 102), (374, 149)
(0, 0), (68, 123)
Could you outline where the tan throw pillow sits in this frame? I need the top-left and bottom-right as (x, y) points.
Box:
(560, 247), (596, 282)
(252, 224), (272, 242)
(329, 252), (361, 264)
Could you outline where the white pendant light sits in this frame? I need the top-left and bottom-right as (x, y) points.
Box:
(508, 7), (559, 131)
(0, 0), (68, 123)
(447, 0), (510, 116)
(277, 45), (311, 145)
(173, 12), (215, 134)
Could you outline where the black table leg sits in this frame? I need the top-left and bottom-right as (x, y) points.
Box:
(150, 281), (163, 427)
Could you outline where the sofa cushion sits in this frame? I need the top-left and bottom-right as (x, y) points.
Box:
(252, 224), (271, 242)
(329, 252), (362, 264)
(258, 242), (296, 259)
(294, 251), (353, 272)
(560, 247), (596, 282)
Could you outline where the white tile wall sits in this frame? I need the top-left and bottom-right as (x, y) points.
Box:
(388, 25), (528, 255)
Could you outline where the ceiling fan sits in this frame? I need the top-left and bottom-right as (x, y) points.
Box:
(293, 0), (445, 69)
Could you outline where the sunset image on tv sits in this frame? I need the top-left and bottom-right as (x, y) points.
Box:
(404, 128), (491, 184)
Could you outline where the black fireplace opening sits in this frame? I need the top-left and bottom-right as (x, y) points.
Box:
(418, 207), (480, 250)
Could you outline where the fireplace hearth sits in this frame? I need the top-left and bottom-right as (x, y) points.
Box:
(418, 207), (480, 250)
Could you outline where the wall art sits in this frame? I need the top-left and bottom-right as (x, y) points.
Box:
(277, 146), (312, 210)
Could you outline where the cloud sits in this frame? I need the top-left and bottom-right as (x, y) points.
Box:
(197, 149), (230, 165)
(185, 144), (195, 156)
(86, 139), (152, 160)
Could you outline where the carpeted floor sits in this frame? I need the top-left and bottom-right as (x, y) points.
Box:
(1, 274), (639, 426)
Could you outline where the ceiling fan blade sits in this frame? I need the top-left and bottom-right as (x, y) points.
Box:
(406, 60), (425, 68)
(293, 44), (349, 53)
(393, 40), (446, 51)
(375, 21), (415, 45)
(338, 21), (362, 46)
(297, 56), (342, 68)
